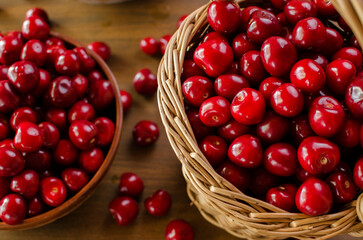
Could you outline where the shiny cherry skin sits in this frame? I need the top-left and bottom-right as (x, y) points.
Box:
(132, 120), (159, 146)
(217, 161), (251, 192)
(292, 17), (326, 51)
(40, 177), (67, 207)
(290, 59), (326, 93)
(7, 60), (39, 93)
(144, 189), (171, 217)
(309, 96), (345, 137)
(214, 74), (249, 101)
(345, 77), (363, 119)
(295, 177), (333, 216)
(119, 172), (144, 198)
(326, 171), (358, 204)
(0, 80), (20, 114)
(257, 111), (289, 144)
(228, 134), (263, 169)
(248, 167), (280, 196)
(354, 157), (363, 189)
(10, 169), (39, 199)
(45, 108), (67, 131)
(181, 60), (206, 81)
(332, 47), (362, 71)
(109, 196), (138, 226)
(120, 90), (132, 113)
(93, 117), (115, 147)
(69, 120), (98, 150)
(61, 167), (89, 192)
(186, 108), (215, 141)
(319, 28), (343, 57)
(199, 135), (227, 167)
(231, 88), (265, 125)
(240, 6), (262, 31)
(299, 52), (328, 70)
(0, 139), (15, 149)
(54, 139), (79, 166)
(0, 65), (9, 79)
(261, 36), (297, 77)
(38, 122), (60, 148)
(207, 0), (241, 34)
(68, 101), (95, 123)
(14, 122), (44, 153)
(0, 147), (25, 177)
(263, 143), (297, 177)
(313, 0), (337, 17)
(0, 115), (10, 141)
(27, 195), (45, 217)
(194, 39), (233, 77)
(140, 37), (159, 56)
(78, 147), (104, 174)
(349, 36), (362, 51)
(295, 165), (322, 182)
(217, 119), (250, 143)
(88, 79), (114, 110)
(73, 47), (95, 74)
(159, 34), (171, 55)
(290, 114), (314, 145)
(87, 69), (103, 83)
(10, 107), (37, 131)
(298, 136), (340, 175)
(55, 50), (80, 76)
(182, 76), (214, 107)
(46, 76), (78, 108)
(25, 7), (49, 23)
(0, 35), (23, 66)
(87, 41), (111, 61)
(232, 33), (258, 60)
(284, 0), (317, 25)
(20, 39), (46, 67)
(199, 96), (230, 127)
(45, 37), (65, 48)
(240, 50), (268, 87)
(0, 193), (26, 225)
(335, 118), (361, 148)
(258, 77), (284, 104)
(271, 0), (291, 10)
(22, 16), (49, 40)
(46, 45), (66, 64)
(271, 83), (304, 117)
(133, 68), (157, 96)
(32, 68), (51, 97)
(247, 10), (282, 44)
(24, 149), (51, 172)
(326, 59), (356, 96)
(266, 184), (297, 212)
(165, 219), (194, 240)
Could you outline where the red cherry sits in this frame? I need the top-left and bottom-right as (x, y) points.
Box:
(0, 35), (23, 66)
(207, 0), (241, 34)
(87, 41), (111, 61)
(55, 50), (80, 76)
(292, 17), (326, 51)
(261, 36), (297, 76)
(299, 52), (328, 70)
(27, 195), (45, 217)
(78, 148), (104, 174)
(334, 118), (361, 148)
(0, 80), (20, 114)
(186, 108), (215, 141)
(313, 0), (337, 18)
(182, 76), (214, 107)
(38, 122), (60, 148)
(228, 134), (263, 169)
(69, 120), (98, 150)
(240, 6), (262, 31)
(132, 120), (159, 146)
(309, 96), (345, 137)
(354, 157), (363, 189)
(298, 136), (340, 175)
(345, 77), (363, 119)
(0, 146), (25, 177)
(271, 0), (292, 10)
(258, 77), (284, 104)
(290, 114), (314, 145)
(93, 117), (115, 147)
(20, 39), (46, 67)
(199, 135), (227, 167)
(214, 74), (249, 101)
(165, 219), (195, 240)
(217, 119), (250, 143)
(256, 111), (289, 144)
(45, 37), (64, 48)
(25, 8), (49, 23)
(0, 65), (9, 79)
(231, 88), (265, 125)
(140, 37), (159, 56)
(120, 90), (132, 113)
(109, 196), (138, 226)
(290, 59), (326, 93)
(271, 83), (304, 117)
(199, 96), (231, 127)
(24, 149), (51, 172)
(248, 167), (280, 196)
(326, 59), (356, 96)
(0, 193), (26, 225)
(263, 143), (297, 177)
(87, 70), (103, 83)
(119, 172), (144, 198)
(61, 168), (89, 192)
(194, 40), (233, 77)
(72, 74), (89, 98)
(14, 122), (44, 153)
(0, 115), (10, 141)
(68, 101), (95, 123)
(0, 139), (15, 149)
(266, 184), (297, 212)
(73, 47), (95, 74)
(247, 10), (282, 44)
(88, 79), (114, 110)
(319, 28), (343, 57)
(46, 76), (78, 108)
(326, 171), (358, 204)
(284, 0), (317, 25)
(40, 177), (67, 207)
(10, 169), (39, 199)
(144, 189), (171, 217)
(46, 45), (66, 64)
(133, 68), (157, 96)
(10, 107), (37, 131)
(32, 68), (51, 97)
(217, 161), (251, 192)
(22, 16), (49, 40)
(45, 108), (67, 131)
(232, 33), (258, 60)
(159, 35), (171, 55)
(54, 139), (79, 166)
(240, 50), (268, 87)
(181, 60), (206, 81)
(332, 47), (362, 71)
(296, 177), (333, 216)
(7, 60), (40, 93)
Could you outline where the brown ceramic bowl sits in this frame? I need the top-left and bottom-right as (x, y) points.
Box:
(0, 32), (123, 230)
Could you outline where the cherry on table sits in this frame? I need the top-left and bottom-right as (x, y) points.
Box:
(78, 147), (104, 174)
(132, 120), (159, 146)
(61, 167), (89, 192)
(120, 90), (132, 113)
(144, 189), (171, 217)
(109, 196), (138, 226)
(10, 169), (39, 199)
(140, 37), (159, 56)
(266, 184), (297, 212)
(133, 68), (158, 96)
(0, 193), (26, 225)
(87, 41), (111, 61)
(199, 96), (231, 127)
(165, 219), (195, 240)
(40, 177), (67, 207)
(119, 172), (144, 198)
(217, 161), (251, 192)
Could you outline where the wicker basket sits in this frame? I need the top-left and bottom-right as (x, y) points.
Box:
(157, 0), (363, 239)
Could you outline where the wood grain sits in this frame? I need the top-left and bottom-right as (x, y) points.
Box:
(0, 0), (358, 239)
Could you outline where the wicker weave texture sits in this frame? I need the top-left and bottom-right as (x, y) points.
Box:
(157, 0), (363, 239)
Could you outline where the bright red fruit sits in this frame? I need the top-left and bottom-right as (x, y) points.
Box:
(199, 96), (231, 127)
(270, 83), (304, 117)
(217, 161), (251, 192)
(217, 119), (250, 143)
(120, 90), (132, 113)
(61, 168), (89, 192)
(214, 74), (249, 101)
(78, 148), (104, 174)
(345, 77), (363, 119)
(119, 172), (144, 198)
(292, 17), (326, 51)
(247, 10), (282, 44)
(11, 170), (39, 199)
(45, 76), (78, 108)
(93, 117), (115, 147)
(284, 0), (317, 25)
(353, 157), (363, 189)
(40, 177), (67, 207)
(182, 76), (214, 107)
(87, 41), (111, 61)
(109, 196), (138, 226)
(266, 184), (297, 212)
(144, 189), (171, 217)
(7, 60), (40, 93)
(326, 171), (358, 204)
(326, 59), (356, 96)
(240, 50), (268, 87)
(20, 39), (47, 67)
(140, 37), (159, 56)
(14, 122), (44, 153)
(22, 16), (49, 40)
(165, 219), (195, 240)
(69, 120), (98, 150)
(54, 139), (79, 166)
(332, 47), (362, 71)
(0, 193), (26, 225)
(199, 135), (227, 167)
(263, 143), (297, 177)
(256, 111), (289, 144)
(132, 120), (159, 146)
(207, 0), (241, 34)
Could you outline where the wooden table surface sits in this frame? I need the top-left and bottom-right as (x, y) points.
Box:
(0, 0), (359, 239)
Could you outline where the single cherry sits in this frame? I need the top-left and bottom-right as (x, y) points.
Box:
(14, 122), (44, 153)
(266, 184), (297, 212)
(284, 0), (317, 25)
(144, 189), (171, 217)
(186, 108), (215, 141)
(232, 33), (258, 60)
(199, 135), (227, 167)
(182, 76), (214, 107)
(345, 77), (363, 119)
(290, 114), (314, 145)
(217, 119), (250, 143)
(326, 171), (358, 204)
(87, 41), (111, 61)
(109, 196), (138, 226)
(0, 35), (23, 66)
(73, 47), (95, 74)
(24, 149), (51, 172)
(354, 157), (363, 189)
(45, 108), (67, 131)
(45, 76), (78, 108)
(93, 117), (115, 147)
(20, 39), (47, 67)
(69, 120), (98, 150)
(22, 16), (49, 40)
(133, 68), (157, 96)
(165, 219), (195, 240)
(240, 50), (268, 87)
(140, 37), (159, 56)
(335, 118), (361, 148)
(263, 143), (297, 177)
(199, 96), (231, 127)
(217, 161), (251, 192)
(270, 83), (304, 117)
(40, 177), (67, 207)
(10, 107), (37, 131)
(256, 111), (289, 144)
(27, 195), (45, 217)
(0, 147), (25, 177)
(55, 50), (80, 76)
(38, 122), (60, 148)
(120, 90), (132, 113)
(54, 139), (79, 166)
(332, 47), (362, 71)
(207, 0), (241, 34)
(10, 169), (39, 199)
(88, 79), (114, 110)
(214, 74), (249, 101)
(0, 193), (26, 225)
(61, 168), (89, 192)
(68, 101), (95, 123)
(78, 147), (104, 174)
(119, 172), (144, 198)
(7, 60), (40, 93)
(292, 17), (326, 51)
(132, 120), (159, 146)
(247, 10), (282, 44)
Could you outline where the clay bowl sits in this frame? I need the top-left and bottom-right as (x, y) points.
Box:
(0, 32), (123, 230)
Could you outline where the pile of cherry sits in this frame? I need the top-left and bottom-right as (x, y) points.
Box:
(179, 0), (363, 217)
(0, 8), (118, 225)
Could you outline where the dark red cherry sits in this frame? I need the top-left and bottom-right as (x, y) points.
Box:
(144, 189), (171, 217)
(360, 125), (363, 148)
(78, 147), (104, 174)
(266, 184), (297, 212)
(27, 195), (45, 217)
(345, 77), (363, 119)
(0, 80), (19, 114)
(0, 35), (23, 66)
(298, 136), (340, 175)
(45, 37), (64, 48)
(10, 107), (37, 131)
(10, 169), (39, 199)
(240, 6), (262, 31)
(217, 161), (251, 192)
(353, 157), (363, 189)
(0, 193), (26, 225)
(326, 59), (356, 96)
(93, 117), (115, 147)
(319, 28), (343, 57)
(240, 50), (268, 87)
(45, 108), (67, 131)
(207, 0), (241, 34)
(68, 101), (95, 123)
(248, 167), (280, 196)
(159, 35), (171, 55)
(292, 17), (326, 51)
(335, 118), (360, 148)
(284, 0), (317, 25)
(256, 111), (289, 144)
(73, 47), (95, 74)
(232, 33), (258, 61)
(0, 147), (25, 177)
(182, 76), (214, 107)
(247, 10), (282, 44)
(119, 172), (144, 198)
(61, 167), (89, 192)
(332, 47), (362, 71)
(181, 60), (206, 81)
(0, 115), (10, 141)
(140, 37), (159, 56)
(271, 83), (304, 117)
(0, 65), (9, 79)
(38, 122), (60, 148)
(349, 36), (362, 52)
(326, 171), (358, 204)
(295, 177), (333, 216)
(22, 16), (49, 40)
(133, 68), (157, 96)
(217, 119), (250, 143)
(54, 139), (79, 166)
(186, 108), (215, 141)
(271, 0), (292, 10)
(7, 60), (39, 93)
(258, 77), (284, 104)
(87, 41), (111, 61)
(87, 70), (103, 83)
(109, 196), (138, 226)
(132, 120), (159, 146)
(40, 177), (67, 207)
(299, 52), (328, 70)
(46, 76), (78, 108)
(32, 68), (51, 97)
(46, 45), (66, 64)
(69, 120), (98, 150)
(24, 149), (51, 172)
(0, 139), (15, 149)
(55, 50), (80, 76)
(199, 96), (230, 127)
(263, 143), (297, 177)
(25, 8), (49, 23)
(120, 90), (132, 113)
(214, 74), (249, 101)
(20, 39), (46, 67)
(88, 79), (114, 110)
(14, 122), (44, 153)
(199, 135), (227, 167)
(313, 0), (337, 18)
(165, 219), (195, 240)
(290, 114), (314, 145)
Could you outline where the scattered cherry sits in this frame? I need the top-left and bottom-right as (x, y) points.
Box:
(144, 189), (171, 217)
(165, 219), (195, 240)
(109, 196), (138, 226)
(119, 172), (144, 198)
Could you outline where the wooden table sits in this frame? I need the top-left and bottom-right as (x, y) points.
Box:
(0, 0), (358, 239)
